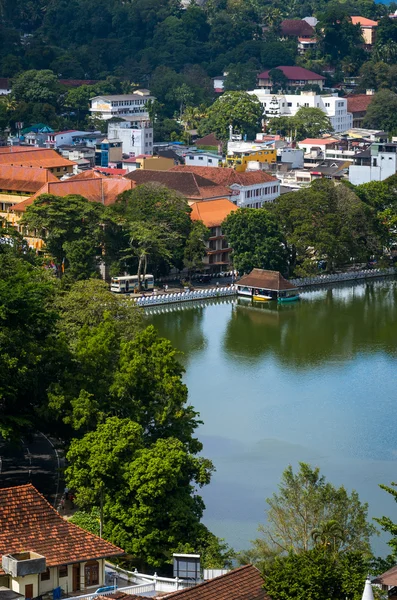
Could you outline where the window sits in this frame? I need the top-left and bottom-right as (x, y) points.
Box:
(208, 159), (212, 163)
(85, 561), (99, 587)
(325, 102), (330, 107)
(41, 568), (51, 581)
(59, 566), (68, 579)
(287, 102), (292, 107)
(199, 156), (203, 160)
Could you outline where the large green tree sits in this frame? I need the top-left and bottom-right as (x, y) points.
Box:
(222, 208), (288, 274)
(363, 90), (397, 134)
(244, 463), (375, 564)
(11, 69), (59, 104)
(269, 180), (379, 275)
(198, 91), (263, 142)
(22, 194), (106, 280)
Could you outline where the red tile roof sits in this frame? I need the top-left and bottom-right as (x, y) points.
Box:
(190, 199), (238, 227)
(237, 269), (297, 291)
(0, 78), (10, 90)
(299, 137), (339, 146)
(351, 16), (378, 26)
(281, 19), (315, 37)
(0, 165), (58, 193)
(67, 169), (126, 180)
(124, 170), (231, 200)
(258, 66), (325, 81)
(344, 94), (374, 113)
(195, 133), (221, 148)
(170, 166), (277, 186)
(13, 178), (135, 212)
(0, 149), (75, 169)
(0, 484), (123, 572)
(163, 565), (269, 600)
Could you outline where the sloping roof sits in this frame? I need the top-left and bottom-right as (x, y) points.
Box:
(373, 565), (397, 586)
(13, 178), (134, 212)
(124, 170), (231, 200)
(67, 169), (126, 181)
(258, 66), (325, 81)
(351, 16), (378, 26)
(0, 165), (58, 193)
(0, 149), (75, 169)
(195, 133), (221, 147)
(344, 94), (373, 113)
(0, 484), (123, 572)
(237, 269), (297, 291)
(59, 79), (98, 87)
(0, 78), (10, 89)
(163, 565), (269, 600)
(300, 138), (339, 146)
(281, 19), (315, 37)
(170, 166), (277, 186)
(190, 199), (238, 227)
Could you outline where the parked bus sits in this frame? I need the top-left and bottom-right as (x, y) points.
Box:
(110, 274), (154, 294)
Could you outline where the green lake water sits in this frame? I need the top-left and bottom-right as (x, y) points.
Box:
(148, 279), (397, 554)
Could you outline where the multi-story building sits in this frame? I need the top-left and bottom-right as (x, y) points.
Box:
(351, 16), (378, 47)
(46, 130), (91, 148)
(107, 120), (153, 156)
(249, 89), (353, 133)
(0, 147), (75, 178)
(171, 166), (280, 208)
(190, 199), (238, 272)
(185, 151), (222, 167)
(349, 142), (397, 185)
(90, 89), (154, 121)
(256, 66), (325, 90)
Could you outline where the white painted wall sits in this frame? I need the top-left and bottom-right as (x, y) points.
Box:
(231, 182), (280, 208)
(349, 152), (397, 184)
(248, 90), (353, 133)
(185, 153), (221, 166)
(108, 122), (153, 156)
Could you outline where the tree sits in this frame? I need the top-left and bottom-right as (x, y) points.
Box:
(363, 90), (397, 133)
(318, 7), (364, 64)
(264, 548), (368, 600)
(311, 520), (345, 553)
(294, 106), (333, 139)
(247, 463), (375, 561)
(183, 220), (210, 278)
(222, 208), (288, 274)
(354, 176), (397, 248)
(223, 63), (257, 92)
(22, 194), (105, 280)
(198, 92), (263, 142)
(65, 417), (215, 568)
(375, 480), (397, 555)
(269, 180), (380, 275)
(0, 251), (63, 439)
(268, 68), (289, 92)
(11, 69), (59, 104)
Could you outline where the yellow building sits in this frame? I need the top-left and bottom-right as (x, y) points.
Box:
(122, 155), (175, 171)
(224, 148), (277, 172)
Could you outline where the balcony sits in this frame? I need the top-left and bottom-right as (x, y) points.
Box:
(2, 552), (46, 577)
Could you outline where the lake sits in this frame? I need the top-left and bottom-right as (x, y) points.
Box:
(148, 279), (397, 555)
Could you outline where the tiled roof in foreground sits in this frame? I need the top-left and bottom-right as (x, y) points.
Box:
(0, 485), (123, 572)
(163, 565), (270, 600)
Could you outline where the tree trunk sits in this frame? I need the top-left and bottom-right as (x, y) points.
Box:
(137, 253), (143, 291)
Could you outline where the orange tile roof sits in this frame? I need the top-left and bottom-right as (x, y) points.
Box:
(0, 165), (58, 193)
(170, 166), (277, 186)
(299, 138), (339, 145)
(190, 199), (238, 227)
(0, 149), (75, 169)
(0, 146), (44, 154)
(163, 565), (269, 600)
(0, 484), (123, 572)
(13, 178), (135, 212)
(344, 94), (374, 113)
(68, 169), (127, 181)
(351, 16), (378, 26)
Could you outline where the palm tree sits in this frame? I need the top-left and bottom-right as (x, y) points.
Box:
(311, 520), (345, 553)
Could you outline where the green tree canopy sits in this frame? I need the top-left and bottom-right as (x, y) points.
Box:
(198, 91), (263, 142)
(12, 69), (59, 104)
(183, 220), (210, 278)
(222, 208), (288, 274)
(363, 90), (397, 134)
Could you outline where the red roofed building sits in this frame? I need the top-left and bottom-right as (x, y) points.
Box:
(124, 170), (232, 204)
(0, 165), (59, 220)
(0, 484), (123, 597)
(344, 93), (374, 127)
(162, 564), (270, 600)
(170, 166), (280, 208)
(280, 19), (315, 38)
(257, 66), (325, 90)
(0, 148), (75, 178)
(190, 199), (238, 271)
(350, 16), (378, 46)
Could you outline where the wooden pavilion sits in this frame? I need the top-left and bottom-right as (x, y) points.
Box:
(236, 269), (299, 302)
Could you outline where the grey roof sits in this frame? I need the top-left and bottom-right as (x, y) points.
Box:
(90, 93), (154, 101)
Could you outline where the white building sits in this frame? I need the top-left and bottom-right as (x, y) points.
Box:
(185, 151), (222, 167)
(107, 120), (153, 156)
(248, 89), (353, 133)
(90, 89), (154, 121)
(46, 130), (91, 148)
(349, 142), (397, 185)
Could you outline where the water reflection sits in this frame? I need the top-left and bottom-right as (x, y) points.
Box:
(224, 280), (397, 368)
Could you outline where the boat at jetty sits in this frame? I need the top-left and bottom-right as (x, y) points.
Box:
(237, 269), (300, 303)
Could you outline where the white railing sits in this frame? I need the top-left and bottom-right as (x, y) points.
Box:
(133, 286), (237, 307)
(62, 583), (155, 600)
(291, 267), (396, 287)
(103, 563), (199, 594)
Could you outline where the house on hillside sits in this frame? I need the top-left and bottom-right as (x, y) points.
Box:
(0, 485), (123, 598)
(190, 199), (238, 272)
(350, 16), (378, 47)
(257, 66), (325, 90)
(170, 166), (280, 208)
(90, 90), (154, 121)
(279, 20), (318, 53)
(344, 93), (374, 128)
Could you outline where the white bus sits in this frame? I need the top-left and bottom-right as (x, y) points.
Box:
(110, 274), (154, 294)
